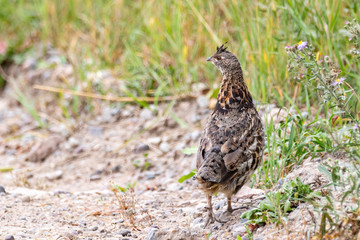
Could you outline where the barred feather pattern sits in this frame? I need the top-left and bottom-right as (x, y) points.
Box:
(196, 46), (265, 199)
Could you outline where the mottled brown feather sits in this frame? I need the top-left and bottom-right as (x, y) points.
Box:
(196, 45), (265, 200)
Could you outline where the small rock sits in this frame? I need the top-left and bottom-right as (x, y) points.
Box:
(80, 220), (87, 227)
(190, 131), (201, 141)
(144, 171), (156, 180)
(148, 137), (161, 145)
(25, 135), (63, 162)
(5, 235), (15, 240)
(196, 95), (209, 109)
(22, 196), (31, 203)
(135, 143), (150, 153)
(212, 225), (219, 231)
(112, 165), (121, 173)
(146, 228), (158, 240)
(56, 232), (76, 240)
(191, 114), (202, 123)
(74, 146), (84, 154)
(122, 109), (132, 118)
(140, 108), (154, 120)
(231, 224), (247, 237)
(159, 142), (170, 153)
(214, 199), (226, 210)
(89, 175), (101, 181)
(23, 57), (37, 69)
(88, 126), (103, 137)
(0, 185), (5, 194)
(20, 216), (26, 220)
(236, 186), (265, 199)
(53, 190), (71, 195)
(190, 217), (204, 230)
(68, 137), (79, 148)
(241, 218), (248, 223)
(118, 229), (131, 236)
(114, 219), (124, 224)
(46, 170), (63, 181)
(190, 192), (201, 198)
(90, 226), (98, 231)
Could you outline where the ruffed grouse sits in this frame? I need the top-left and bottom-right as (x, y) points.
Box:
(196, 43), (265, 226)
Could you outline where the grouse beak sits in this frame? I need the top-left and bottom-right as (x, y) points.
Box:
(206, 56), (212, 62)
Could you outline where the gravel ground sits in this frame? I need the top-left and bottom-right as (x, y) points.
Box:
(0, 48), (323, 240)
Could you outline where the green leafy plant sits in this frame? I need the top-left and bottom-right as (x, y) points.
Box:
(242, 178), (319, 225)
(178, 169), (196, 183)
(286, 38), (360, 161)
(133, 159), (152, 171)
(313, 161), (360, 238)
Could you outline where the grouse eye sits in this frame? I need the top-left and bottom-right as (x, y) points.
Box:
(215, 56), (222, 61)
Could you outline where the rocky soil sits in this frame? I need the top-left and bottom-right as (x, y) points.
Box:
(0, 47), (324, 240)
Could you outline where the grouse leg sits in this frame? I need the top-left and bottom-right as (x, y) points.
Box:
(204, 195), (227, 228)
(226, 196), (246, 213)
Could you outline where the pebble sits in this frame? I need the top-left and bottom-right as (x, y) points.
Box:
(231, 224), (247, 237)
(112, 165), (121, 173)
(144, 171), (155, 180)
(114, 219), (124, 224)
(22, 196), (31, 203)
(148, 137), (161, 145)
(46, 170), (63, 181)
(140, 108), (154, 120)
(190, 192), (201, 198)
(90, 226), (98, 231)
(135, 143), (150, 153)
(4, 235), (15, 240)
(0, 185), (5, 194)
(80, 220), (87, 227)
(146, 228), (158, 240)
(118, 229), (131, 236)
(89, 175), (101, 181)
(159, 142), (170, 153)
(214, 199), (226, 210)
(88, 126), (104, 136)
(191, 114), (202, 123)
(196, 95), (209, 109)
(57, 232), (76, 240)
(68, 137), (80, 148)
(190, 131), (201, 140)
(190, 217), (204, 230)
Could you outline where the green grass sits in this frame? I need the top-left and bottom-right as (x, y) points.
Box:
(242, 177), (319, 225)
(1, 0), (359, 105)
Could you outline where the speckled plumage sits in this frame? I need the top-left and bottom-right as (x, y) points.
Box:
(196, 43), (265, 225)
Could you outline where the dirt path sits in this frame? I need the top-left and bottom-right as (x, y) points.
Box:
(0, 50), (316, 240)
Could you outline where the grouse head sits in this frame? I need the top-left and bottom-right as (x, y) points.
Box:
(207, 42), (241, 75)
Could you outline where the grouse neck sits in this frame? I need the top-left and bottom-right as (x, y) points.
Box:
(216, 70), (254, 111)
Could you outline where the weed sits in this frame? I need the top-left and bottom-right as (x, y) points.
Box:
(12, 85), (46, 128)
(132, 159), (152, 171)
(178, 169), (196, 183)
(312, 161), (360, 239)
(256, 113), (333, 189)
(12, 171), (31, 188)
(242, 178), (319, 225)
(111, 182), (138, 228)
